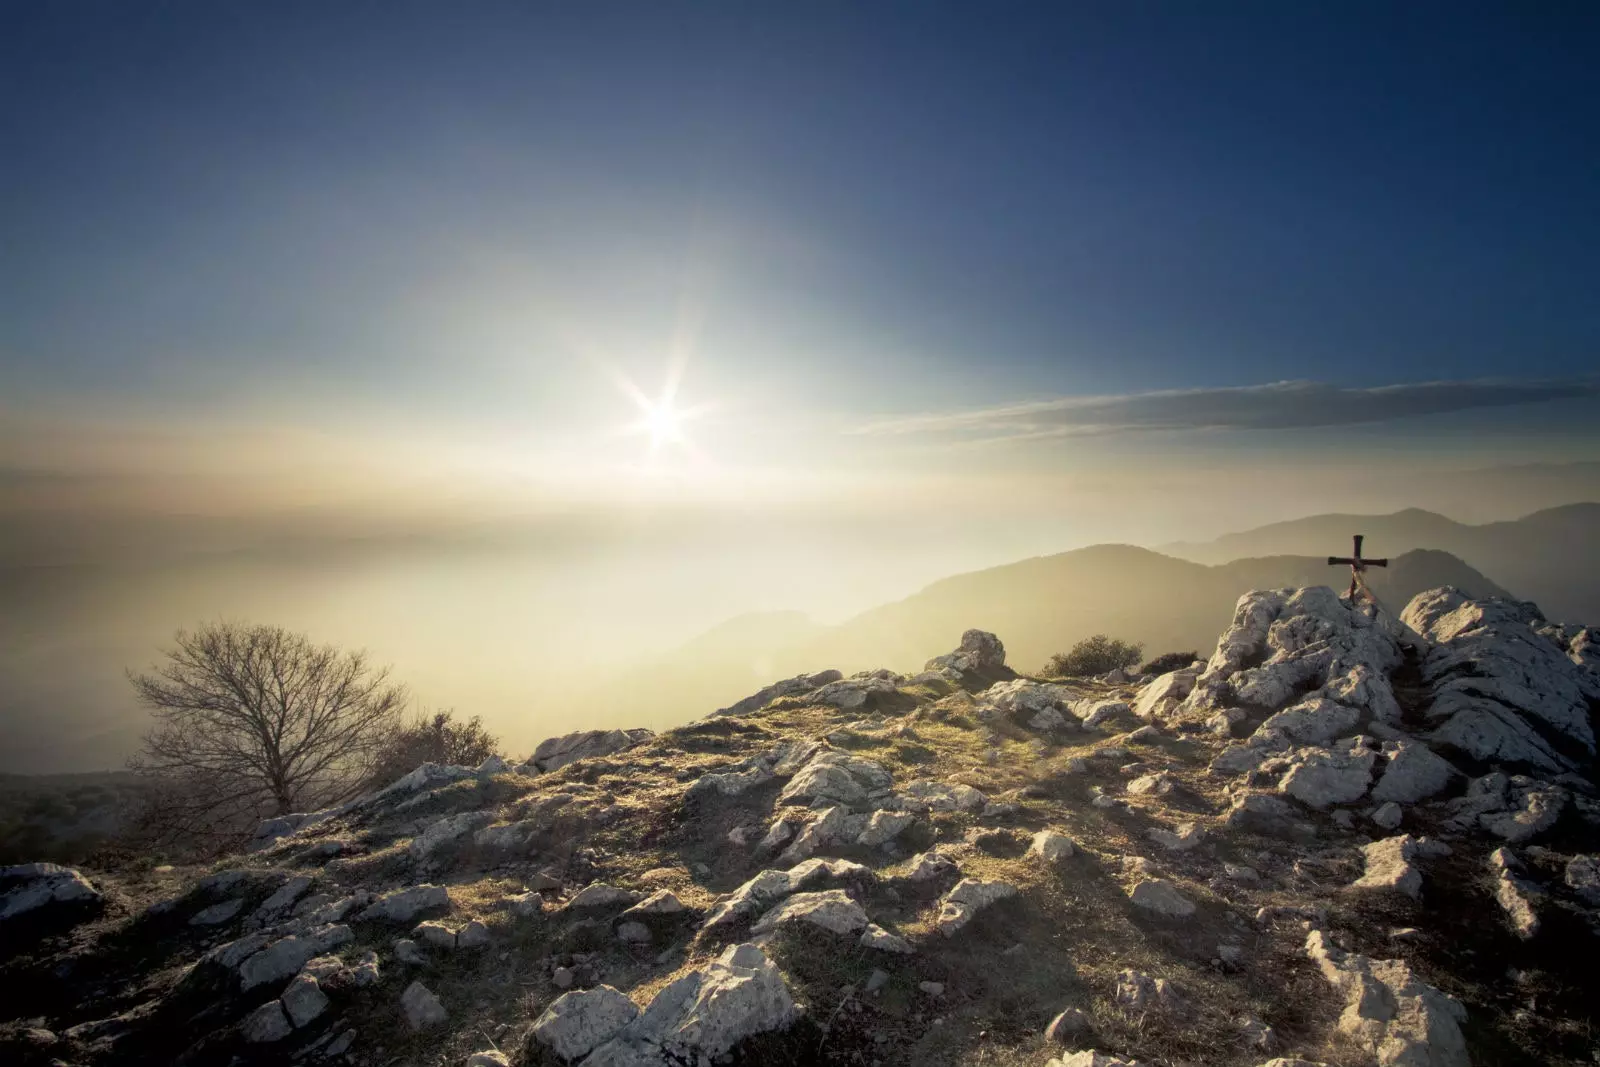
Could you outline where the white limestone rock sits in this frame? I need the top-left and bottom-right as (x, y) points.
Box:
(414, 920), (458, 949)
(1369, 741), (1459, 804)
(0, 862), (103, 924)
(1488, 849), (1541, 939)
(935, 878), (1019, 936)
(280, 973), (330, 1028)
(898, 850), (959, 886)
(1565, 854), (1600, 905)
(778, 750), (893, 809)
(1147, 823), (1205, 852)
(686, 764), (775, 800)
(532, 986), (640, 1062)
(892, 780), (986, 813)
(189, 899), (245, 926)
(620, 890), (685, 920)
(857, 810), (916, 847)
(241, 1001), (293, 1044)
(715, 672), (843, 718)
(1028, 829), (1076, 862)
(568, 884), (642, 911)
(1305, 929), (1467, 1067)
(531, 728), (654, 773)
(1114, 968), (1184, 1013)
(701, 858), (872, 933)
(238, 924), (353, 991)
(1134, 669), (1198, 720)
(474, 820), (540, 851)
(411, 810), (496, 858)
(1351, 836), (1424, 898)
(457, 919), (491, 949)
(924, 629), (1006, 675)
(401, 980), (448, 1031)
(359, 884), (450, 924)
(1049, 1053), (1149, 1067)
(1078, 699), (1136, 730)
(1371, 802), (1404, 830)
(1403, 588), (1599, 773)
(1128, 879), (1196, 917)
(750, 889), (868, 937)
(1273, 738), (1377, 809)
(584, 944), (798, 1064)
(254, 874), (314, 918)
(859, 923), (913, 954)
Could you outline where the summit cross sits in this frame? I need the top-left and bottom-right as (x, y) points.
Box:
(1328, 533), (1388, 603)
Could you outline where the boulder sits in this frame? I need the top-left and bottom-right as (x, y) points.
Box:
(935, 878), (1019, 936)
(620, 890), (685, 920)
(280, 973), (330, 1027)
(1305, 930), (1468, 1067)
(1369, 741), (1459, 805)
(1134, 669), (1197, 720)
(531, 986), (640, 1062)
(924, 630), (1007, 675)
(0, 862), (103, 926)
(238, 925), (353, 991)
(857, 810), (916, 848)
(1403, 589), (1599, 773)
(1044, 1007), (1092, 1043)
(401, 980), (449, 1031)
(1274, 738), (1377, 809)
(1371, 802), (1403, 830)
(241, 1001), (293, 1043)
(859, 923), (913, 953)
(1147, 823), (1204, 852)
(1049, 1053), (1148, 1067)
(411, 810), (496, 858)
(750, 889), (869, 936)
(359, 884), (450, 923)
(1128, 879), (1196, 918)
(531, 728), (655, 773)
(892, 780), (986, 813)
(686, 765), (775, 800)
(189, 899), (245, 926)
(778, 750), (893, 809)
(1488, 849), (1541, 939)
(1028, 830), (1076, 862)
(714, 671), (843, 717)
(1565, 854), (1600, 905)
(584, 943), (798, 1064)
(701, 858), (873, 934)
(1351, 836), (1423, 898)
(567, 884), (642, 911)
(1079, 700), (1136, 730)
(810, 675), (899, 709)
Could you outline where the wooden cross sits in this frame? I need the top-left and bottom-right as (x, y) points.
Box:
(1328, 533), (1388, 603)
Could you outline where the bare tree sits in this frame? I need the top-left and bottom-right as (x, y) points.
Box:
(128, 623), (407, 847)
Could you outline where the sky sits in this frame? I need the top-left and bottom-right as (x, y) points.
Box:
(3, 3), (1600, 770)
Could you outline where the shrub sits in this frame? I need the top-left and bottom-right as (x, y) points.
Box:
(1044, 634), (1144, 678)
(1140, 651), (1199, 676)
(365, 710), (502, 790)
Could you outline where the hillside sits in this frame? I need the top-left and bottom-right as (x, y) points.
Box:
(3, 584), (1597, 1067)
(1164, 504), (1599, 622)
(603, 546), (1510, 727)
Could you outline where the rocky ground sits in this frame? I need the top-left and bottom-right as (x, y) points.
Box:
(2, 584), (1597, 1067)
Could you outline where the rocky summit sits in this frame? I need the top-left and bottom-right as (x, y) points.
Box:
(2, 587), (1597, 1067)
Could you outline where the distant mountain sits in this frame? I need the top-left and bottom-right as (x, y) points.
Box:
(599, 545), (1510, 726)
(1163, 503), (1597, 623)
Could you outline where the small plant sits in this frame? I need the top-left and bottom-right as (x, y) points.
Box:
(1044, 634), (1144, 677)
(1140, 650), (1198, 676)
(365, 709), (502, 790)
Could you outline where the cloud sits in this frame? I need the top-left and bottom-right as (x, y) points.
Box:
(849, 377), (1600, 441)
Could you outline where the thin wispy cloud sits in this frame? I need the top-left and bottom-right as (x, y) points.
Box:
(849, 378), (1600, 442)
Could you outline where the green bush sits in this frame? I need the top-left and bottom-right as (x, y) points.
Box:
(1044, 634), (1144, 678)
(1140, 651), (1198, 676)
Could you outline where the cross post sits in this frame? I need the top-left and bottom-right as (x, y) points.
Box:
(1328, 533), (1388, 604)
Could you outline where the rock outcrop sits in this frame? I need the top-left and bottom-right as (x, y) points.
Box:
(2, 584), (1594, 1067)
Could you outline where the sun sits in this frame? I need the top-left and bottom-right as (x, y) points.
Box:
(642, 400), (684, 450)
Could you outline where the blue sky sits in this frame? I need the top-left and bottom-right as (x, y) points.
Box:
(3, 2), (1598, 501)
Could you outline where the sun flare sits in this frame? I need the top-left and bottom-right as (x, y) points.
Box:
(642, 400), (683, 450)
